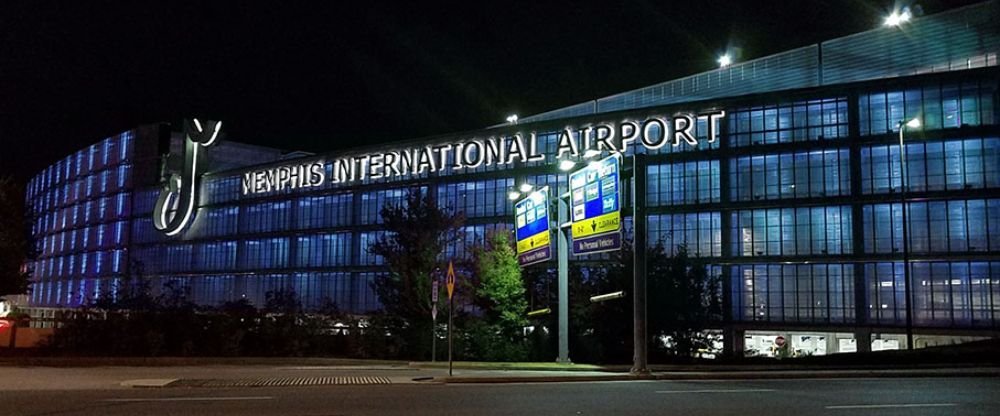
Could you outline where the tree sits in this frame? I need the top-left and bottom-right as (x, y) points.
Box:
(0, 176), (33, 301)
(368, 189), (464, 357)
(565, 237), (723, 363)
(469, 231), (529, 360)
(648, 244), (723, 359)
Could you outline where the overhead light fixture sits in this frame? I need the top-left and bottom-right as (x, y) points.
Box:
(717, 53), (732, 68)
(884, 8), (912, 27)
(583, 149), (601, 159)
(558, 160), (577, 171)
(506, 114), (519, 124)
(519, 183), (534, 193)
(508, 190), (521, 201)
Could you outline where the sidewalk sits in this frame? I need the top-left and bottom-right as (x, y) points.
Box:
(0, 357), (997, 390)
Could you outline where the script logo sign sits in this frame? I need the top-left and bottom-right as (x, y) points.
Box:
(153, 118), (222, 236)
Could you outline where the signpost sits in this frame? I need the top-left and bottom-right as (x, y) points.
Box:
(446, 261), (456, 376)
(569, 155), (623, 255)
(514, 187), (552, 266)
(431, 279), (439, 362)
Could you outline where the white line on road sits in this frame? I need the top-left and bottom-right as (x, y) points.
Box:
(655, 389), (776, 394)
(825, 403), (957, 410)
(104, 396), (274, 403)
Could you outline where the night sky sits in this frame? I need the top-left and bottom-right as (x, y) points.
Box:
(0, 1), (981, 185)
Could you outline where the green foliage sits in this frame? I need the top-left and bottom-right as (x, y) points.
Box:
(467, 231), (529, 361)
(43, 263), (398, 357)
(474, 232), (528, 337)
(368, 189), (464, 359)
(0, 176), (33, 300)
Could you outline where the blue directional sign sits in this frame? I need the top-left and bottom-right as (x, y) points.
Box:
(569, 155), (622, 255)
(514, 187), (552, 266)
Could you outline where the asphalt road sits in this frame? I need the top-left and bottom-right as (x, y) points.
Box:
(2, 377), (998, 416)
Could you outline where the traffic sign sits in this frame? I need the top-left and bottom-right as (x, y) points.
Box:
(569, 155), (623, 255)
(514, 187), (552, 266)
(432, 279), (439, 303)
(775, 336), (786, 347)
(446, 261), (456, 300)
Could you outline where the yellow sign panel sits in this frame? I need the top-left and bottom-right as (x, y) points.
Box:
(446, 261), (456, 300)
(517, 230), (551, 254)
(571, 210), (621, 239)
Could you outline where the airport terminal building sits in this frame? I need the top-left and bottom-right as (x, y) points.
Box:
(21, 2), (1000, 356)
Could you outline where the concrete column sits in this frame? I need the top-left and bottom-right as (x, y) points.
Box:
(854, 328), (872, 353)
(724, 326), (745, 357)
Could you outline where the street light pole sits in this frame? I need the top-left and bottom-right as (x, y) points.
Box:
(631, 153), (649, 374)
(557, 191), (571, 363)
(898, 118), (920, 350)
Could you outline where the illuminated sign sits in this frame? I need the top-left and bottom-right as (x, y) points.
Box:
(569, 155), (622, 255)
(236, 110), (725, 196)
(328, 111), (724, 185)
(153, 118), (222, 236)
(242, 161), (326, 195)
(514, 187), (552, 266)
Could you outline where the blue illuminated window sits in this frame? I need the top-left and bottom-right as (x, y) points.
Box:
(240, 238), (289, 270)
(861, 138), (999, 194)
(647, 161), (720, 206)
(437, 179), (513, 219)
(863, 199), (1000, 254)
(360, 188), (415, 225)
(732, 206), (852, 257)
(240, 202), (291, 233)
(295, 194), (353, 229)
(733, 263), (854, 323)
(859, 81), (996, 135)
(728, 98), (848, 147)
(295, 233), (352, 268)
(648, 213), (721, 257)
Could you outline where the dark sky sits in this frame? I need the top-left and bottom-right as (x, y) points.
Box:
(0, 0), (981, 184)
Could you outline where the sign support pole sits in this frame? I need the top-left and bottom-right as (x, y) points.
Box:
(432, 278), (439, 363)
(448, 295), (454, 376)
(431, 302), (437, 363)
(557, 194), (570, 363)
(632, 153), (649, 374)
(445, 261), (455, 376)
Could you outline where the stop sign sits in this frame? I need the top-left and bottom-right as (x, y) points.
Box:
(775, 336), (786, 347)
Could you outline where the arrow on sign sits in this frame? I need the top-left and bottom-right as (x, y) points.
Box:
(591, 220), (597, 232)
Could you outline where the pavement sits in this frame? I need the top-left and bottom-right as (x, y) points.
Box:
(0, 358), (997, 390)
(3, 376), (1000, 416)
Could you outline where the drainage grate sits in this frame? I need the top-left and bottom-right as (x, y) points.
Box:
(173, 376), (392, 388)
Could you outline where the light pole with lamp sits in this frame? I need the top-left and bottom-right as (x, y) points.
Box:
(510, 158), (578, 364)
(897, 117), (920, 350)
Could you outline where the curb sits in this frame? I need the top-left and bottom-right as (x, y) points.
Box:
(120, 379), (180, 388)
(431, 368), (1000, 384)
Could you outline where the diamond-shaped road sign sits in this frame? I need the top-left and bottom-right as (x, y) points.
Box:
(446, 261), (456, 300)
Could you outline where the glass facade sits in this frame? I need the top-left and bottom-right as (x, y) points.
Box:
(24, 65), (1000, 339)
(26, 132), (134, 307)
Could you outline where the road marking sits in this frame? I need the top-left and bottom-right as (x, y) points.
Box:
(655, 389), (776, 394)
(825, 403), (957, 410)
(104, 396), (274, 403)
